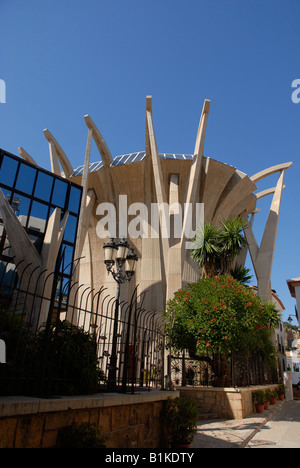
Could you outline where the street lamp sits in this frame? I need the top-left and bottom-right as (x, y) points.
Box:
(287, 315), (297, 324)
(103, 237), (138, 391)
(287, 306), (298, 325)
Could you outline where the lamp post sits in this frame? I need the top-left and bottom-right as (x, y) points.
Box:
(287, 314), (298, 324)
(103, 237), (138, 392)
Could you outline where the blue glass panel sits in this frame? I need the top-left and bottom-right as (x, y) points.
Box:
(0, 156), (19, 187)
(68, 185), (82, 214)
(11, 193), (31, 224)
(174, 154), (185, 160)
(28, 201), (48, 232)
(15, 163), (37, 195)
(63, 214), (78, 243)
(51, 178), (68, 208)
(34, 171), (54, 202)
(124, 154), (138, 164)
(60, 244), (74, 275)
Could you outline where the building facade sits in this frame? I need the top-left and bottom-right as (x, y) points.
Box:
(287, 278), (300, 327)
(0, 96), (292, 321)
(0, 148), (82, 327)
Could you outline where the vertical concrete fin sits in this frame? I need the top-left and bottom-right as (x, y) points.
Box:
(75, 128), (95, 260)
(84, 114), (113, 167)
(0, 188), (42, 270)
(41, 207), (69, 272)
(245, 163), (291, 302)
(48, 140), (61, 176)
(146, 101), (170, 277)
(43, 129), (74, 178)
(180, 99), (210, 250)
(18, 147), (38, 166)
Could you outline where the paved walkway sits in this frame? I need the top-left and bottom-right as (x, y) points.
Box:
(191, 399), (300, 448)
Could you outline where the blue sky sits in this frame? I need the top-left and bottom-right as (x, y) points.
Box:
(0, 0), (299, 323)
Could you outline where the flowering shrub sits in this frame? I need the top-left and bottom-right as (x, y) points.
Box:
(163, 275), (279, 357)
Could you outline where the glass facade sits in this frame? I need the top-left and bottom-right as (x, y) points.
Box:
(0, 148), (82, 294)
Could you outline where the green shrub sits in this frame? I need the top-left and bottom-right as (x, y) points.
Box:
(163, 275), (279, 358)
(264, 389), (273, 401)
(252, 390), (265, 405)
(0, 310), (105, 396)
(277, 383), (286, 395)
(29, 320), (105, 395)
(163, 397), (198, 445)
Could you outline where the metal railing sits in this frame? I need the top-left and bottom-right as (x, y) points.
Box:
(168, 350), (279, 388)
(0, 259), (165, 396)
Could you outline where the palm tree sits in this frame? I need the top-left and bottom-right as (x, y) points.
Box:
(229, 263), (252, 284)
(191, 217), (250, 281)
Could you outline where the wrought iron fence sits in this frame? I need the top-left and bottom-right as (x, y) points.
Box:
(168, 350), (279, 388)
(0, 258), (165, 396)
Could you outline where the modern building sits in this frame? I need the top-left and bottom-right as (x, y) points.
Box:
(0, 148), (82, 327)
(0, 96), (292, 324)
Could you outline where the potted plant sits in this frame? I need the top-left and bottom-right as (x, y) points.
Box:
(264, 389), (272, 409)
(252, 390), (265, 413)
(270, 389), (277, 405)
(277, 383), (286, 401)
(163, 396), (199, 448)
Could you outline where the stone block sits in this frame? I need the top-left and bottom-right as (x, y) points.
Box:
(14, 414), (44, 448)
(45, 411), (73, 431)
(0, 417), (17, 448)
(42, 429), (58, 448)
(74, 410), (90, 425)
(111, 405), (129, 431)
(98, 407), (112, 433)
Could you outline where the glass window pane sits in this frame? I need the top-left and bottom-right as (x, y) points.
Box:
(0, 193), (30, 255)
(0, 191), (12, 257)
(63, 214), (78, 243)
(34, 171), (54, 202)
(0, 261), (17, 294)
(0, 156), (19, 187)
(28, 201), (48, 233)
(15, 163), (37, 195)
(52, 178), (67, 208)
(68, 185), (82, 214)
(11, 194), (31, 225)
(60, 244), (74, 275)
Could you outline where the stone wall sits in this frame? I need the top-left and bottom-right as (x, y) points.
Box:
(0, 391), (179, 448)
(178, 385), (279, 420)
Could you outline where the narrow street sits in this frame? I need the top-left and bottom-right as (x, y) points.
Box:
(191, 400), (300, 448)
(245, 400), (300, 448)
